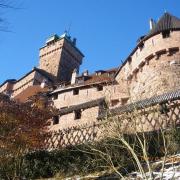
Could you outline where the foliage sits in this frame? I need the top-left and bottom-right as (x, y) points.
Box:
(4, 126), (178, 179)
(22, 146), (95, 179)
(0, 93), (53, 179)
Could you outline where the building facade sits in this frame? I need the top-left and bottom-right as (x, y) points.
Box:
(1, 12), (180, 132)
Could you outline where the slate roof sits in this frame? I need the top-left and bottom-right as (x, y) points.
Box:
(148, 12), (180, 38)
(98, 88), (180, 119)
(115, 12), (180, 78)
(51, 68), (118, 95)
(59, 98), (106, 116)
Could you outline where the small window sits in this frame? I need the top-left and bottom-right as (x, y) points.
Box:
(53, 93), (58, 100)
(74, 110), (81, 120)
(121, 98), (129, 105)
(111, 99), (119, 106)
(73, 89), (79, 95)
(52, 116), (59, 125)
(128, 57), (132, 65)
(139, 42), (144, 51)
(162, 30), (170, 39)
(97, 85), (103, 91)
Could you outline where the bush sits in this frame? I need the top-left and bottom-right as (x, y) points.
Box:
(5, 127), (179, 179)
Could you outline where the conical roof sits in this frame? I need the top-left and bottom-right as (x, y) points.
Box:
(148, 12), (180, 37)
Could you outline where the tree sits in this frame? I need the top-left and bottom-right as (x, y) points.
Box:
(0, 93), (54, 179)
(79, 105), (180, 179)
(0, 0), (21, 32)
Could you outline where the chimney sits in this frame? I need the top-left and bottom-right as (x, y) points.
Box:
(73, 38), (77, 46)
(149, 18), (156, 30)
(71, 69), (78, 84)
(41, 79), (47, 88)
(82, 70), (89, 76)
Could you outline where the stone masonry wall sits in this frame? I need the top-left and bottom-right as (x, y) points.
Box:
(46, 96), (180, 148)
(49, 106), (99, 131)
(39, 39), (62, 79)
(0, 83), (9, 94)
(53, 84), (128, 109)
(12, 71), (36, 97)
(39, 38), (83, 82)
(116, 31), (180, 101)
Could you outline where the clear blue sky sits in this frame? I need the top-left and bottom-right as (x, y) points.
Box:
(0, 0), (180, 84)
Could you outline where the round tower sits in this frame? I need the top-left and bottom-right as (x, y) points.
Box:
(116, 12), (180, 101)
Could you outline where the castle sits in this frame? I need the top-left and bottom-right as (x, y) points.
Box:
(1, 12), (180, 132)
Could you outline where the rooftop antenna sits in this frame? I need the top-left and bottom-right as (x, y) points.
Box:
(67, 21), (72, 36)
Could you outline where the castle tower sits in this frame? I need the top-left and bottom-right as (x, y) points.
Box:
(115, 12), (180, 101)
(39, 33), (84, 82)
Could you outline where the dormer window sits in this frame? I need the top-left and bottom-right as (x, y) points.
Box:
(73, 89), (79, 95)
(52, 116), (59, 125)
(97, 85), (103, 91)
(162, 30), (170, 38)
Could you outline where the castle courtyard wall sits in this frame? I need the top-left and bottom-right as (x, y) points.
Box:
(49, 106), (99, 131)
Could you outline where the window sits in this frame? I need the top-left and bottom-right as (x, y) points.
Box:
(111, 99), (120, 106)
(53, 93), (58, 100)
(162, 30), (170, 38)
(97, 85), (103, 91)
(73, 89), (79, 95)
(139, 42), (144, 51)
(52, 116), (59, 125)
(74, 110), (81, 120)
(128, 57), (132, 65)
(121, 98), (129, 105)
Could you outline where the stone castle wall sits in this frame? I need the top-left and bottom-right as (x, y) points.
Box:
(53, 84), (128, 109)
(46, 95), (180, 149)
(0, 83), (9, 94)
(12, 71), (51, 97)
(0, 82), (15, 95)
(49, 106), (99, 131)
(12, 71), (36, 97)
(116, 31), (180, 101)
(39, 39), (63, 79)
(51, 31), (180, 131)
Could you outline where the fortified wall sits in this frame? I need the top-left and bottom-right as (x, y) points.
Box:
(116, 13), (180, 102)
(49, 12), (180, 132)
(0, 12), (180, 136)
